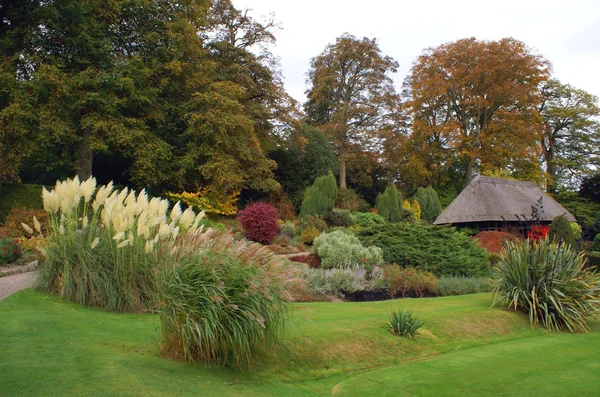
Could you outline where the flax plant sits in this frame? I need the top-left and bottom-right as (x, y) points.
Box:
(492, 238), (600, 332)
(25, 176), (205, 312)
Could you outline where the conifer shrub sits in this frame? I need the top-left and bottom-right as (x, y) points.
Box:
(313, 230), (384, 269)
(353, 212), (386, 227)
(237, 202), (280, 245)
(548, 215), (576, 248)
(335, 188), (361, 211)
(399, 208), (417, 224)
(298, 215), (328, 233)
(356, 223), (490, 276)
(375, 185), (402, 222)
(326, 209), (356, 227)
(158, 230), (293, 368)
(414, 186), (442, 224)
(299, 171), (337, 217)
(594, 234), (600, 252)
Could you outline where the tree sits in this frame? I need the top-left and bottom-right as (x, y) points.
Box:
(414, 186), (442, 224)
(300, 170), (337, 218)
(305, 33), (399, 189)
(376, 185), (402, 222)
(549, 215), (576, 248)
(405, 38), (550, 185)
(539, 79), (600, 192)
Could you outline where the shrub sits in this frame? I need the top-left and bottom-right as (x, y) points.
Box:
(326, 209), (356, 227)
(3, 208), (49, 237)
(492, 239), (600, 332)
(313, 230), (384, 269)
(165, 186), (239, 216)
(299, 215), (328, 232)
(353, 211), (385, 227)
(336, 188), (361, 211)
(237, 202), (280, 245)
(387, 310), (424, 338)
(527, 224), (550, 241)
(548, 215), (576, 248)
(593, 234), (600, 252)
(571, 222), (583, 242)
(553, 191), (600, 240)
(414, 186), (442, 224)
(411, 200), (421, 222)
(474, 231), (520, 253)
(280, 220), (296, 238)
(158, 230), (293, 368)
(0, 238), (21, 265)
(299, 171), (337, 218)
(288, 253), (321, 268)
(32, 177), (205, 312)
(356, 224), (490, 277)
(299, 227), (321, 245)
(375, 185), (402, 222)
(0, 183), (47, 224)
(301, 265), (386, 297)
(383, 265), (438, 298)
(399, 208), (416, 224)
(436, 276), (492, 296)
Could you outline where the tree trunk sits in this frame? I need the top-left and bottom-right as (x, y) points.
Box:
(76, 130), (93, 180)
(339, 157), (346, 189)
(546, 136), (556, 193)
(465, 159), (474, 185)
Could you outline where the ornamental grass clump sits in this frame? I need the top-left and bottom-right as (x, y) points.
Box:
(387, 310), (424, 338)
(492, 238), (600, 332)
(158, 230), (295, 368)
(27, 176), (205, 312)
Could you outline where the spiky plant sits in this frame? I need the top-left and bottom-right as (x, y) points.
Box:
(387, 310), (425, 338)
(492, 238), (600, 332)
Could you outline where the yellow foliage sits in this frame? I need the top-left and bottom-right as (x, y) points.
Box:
(411, 200), (421, 221)
(402, 200), (411, 210)
(166, 186), (239, 216)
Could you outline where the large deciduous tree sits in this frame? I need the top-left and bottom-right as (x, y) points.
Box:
(404, 37), (550, 185)
(539, 79), (600, 192)
(304, 33), (399, 189)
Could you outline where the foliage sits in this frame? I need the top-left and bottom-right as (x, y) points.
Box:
(158, 230), (293, 368)
(326, 209), (356, 228)
(594, 234), (600, 252)
(436, 276), (492, 296)
(527, 225), (550, 241)
(298, 215), (328, 233)
(553, 191), (600, 239)
(299, 171), (337, 218)
(571, 222), (583, 242)
(492, 238), (600, 332)
(399, 208), (417, 224)
(305, 33), (399, 189)
(299, 227), (321, 245)
(356, 223), (490, 276)
(3, 208), (49, 238)
(474, 231), (520, 253)
(0, 238), (21, 265)
(383, 265), (438, 298)
(579, 174), (600, 204)
(387, 310), (425, 338)
(548, 215), (576, 248)
(539, 79), (600, 191)
(313, 230), (384, 269)
(34, 176), (205, 312)
(404, 37), (549, 185)
(165, 187), (239, 216)
(375, 185), (402, 222)
(0, 184), (46, 223)
(280, 221), (296, 238)
(413, 186), (442, 224)
(335, 188), (362, 211)
(410, 200), (421, 221)
(353, 212), (386, 227)
(301, 265), (386, 297)
(237, 202), (280, 245)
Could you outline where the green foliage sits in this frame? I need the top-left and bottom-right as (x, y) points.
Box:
(436, 276), (492, 296)
(593, 234), (600, 252)
(375, 185), (402, 222)
(436, 185), (459, 208)
(335, 188), (362, 211)
(594, 211), (600, 234)
(326, 209), (356, 228)
(313, 230), (384, 269)
(299, 227), (321, 245)
(0, 238), (21, 265)
(353, 212), (386, 227)
(158, 231), (291, 368)
(548, 215), (576, 248)
(280, 221), (296, 238)
(413, 186), (442, 224)
(0, 184), (46, 223)
(492, 239), (600, 332)
(399, 208), (417, 224)
(301, 265), (386, 297)
(387, 310), (424, 338)
(382, 265), (438, 297)
(356, 223), (490, 276)
(298, 215), (328, 233)
(300, 171), (337, 218)
(553, 191), (600, 239)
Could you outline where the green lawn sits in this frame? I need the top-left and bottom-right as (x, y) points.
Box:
(1, 290), (598, 396)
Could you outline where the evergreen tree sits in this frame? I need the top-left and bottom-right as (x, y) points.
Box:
(300, 170), (337, 217)
(376, 185), (402, 222)
(549, 215), (576, 248)
(414, 186), (442, 224)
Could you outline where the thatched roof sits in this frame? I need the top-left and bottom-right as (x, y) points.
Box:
(433, 176), (576, 225)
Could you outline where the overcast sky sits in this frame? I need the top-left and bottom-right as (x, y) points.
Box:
(233, 0), (600, 104)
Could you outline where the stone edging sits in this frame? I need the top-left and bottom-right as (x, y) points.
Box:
(0, 261), (39, 278)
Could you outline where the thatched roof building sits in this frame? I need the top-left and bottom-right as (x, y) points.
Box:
(434, 176), (575, 226)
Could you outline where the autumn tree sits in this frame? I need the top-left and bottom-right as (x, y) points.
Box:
(404, 37), (550, 186)
(304, 33), (399, 189)
(539, 79), (600, 192)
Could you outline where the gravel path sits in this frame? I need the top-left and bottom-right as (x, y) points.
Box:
(0, 272), (37, 300)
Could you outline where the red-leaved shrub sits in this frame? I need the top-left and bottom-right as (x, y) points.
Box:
(527, 225), (550, 241)
(237, 202), (280, 245)
(474, 231), (520, 253)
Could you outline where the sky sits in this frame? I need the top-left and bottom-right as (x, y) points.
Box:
(233, 0), (600, 104)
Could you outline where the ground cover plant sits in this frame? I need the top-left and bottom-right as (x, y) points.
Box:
(492, 238), (600, 332)
(300, 264), (386, 297)
(313, 230), (384, 269)
(356, 223), (490, 276)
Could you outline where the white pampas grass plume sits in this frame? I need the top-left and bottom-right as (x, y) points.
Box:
(80, 177), (97, 203)
(33, 216), (41, 233)
(90, 237), (100, 249)
(21, 223), (34, 235)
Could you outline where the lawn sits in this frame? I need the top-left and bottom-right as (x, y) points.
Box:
(1, 290), (598, 396)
